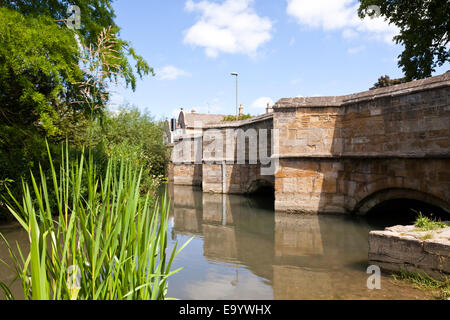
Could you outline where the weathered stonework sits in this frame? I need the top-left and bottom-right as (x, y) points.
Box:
(368, 225), (450, 280)
(168, 163), (202, 186)
(275, 158), (450, 214)
(273, 73), (450, 213)
(168, 73), (450, 214)
(170, 113), (275, 194)
(202, 163), (274, 194)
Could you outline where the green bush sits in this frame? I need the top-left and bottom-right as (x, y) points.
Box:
(92, 106), (170, 194)
(0, 106), (169, 220)
(0, 127), (69, 220)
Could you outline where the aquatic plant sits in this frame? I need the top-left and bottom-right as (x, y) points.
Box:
(0, 142), (190, 300)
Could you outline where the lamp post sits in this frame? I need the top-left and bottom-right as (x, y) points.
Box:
(231, 72), (238, 120)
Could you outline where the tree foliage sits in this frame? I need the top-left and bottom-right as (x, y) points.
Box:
(0, 3), (159, 220)
(0, 8), (83, 217)
(0, 0), (153, 89)
(358, 0), (450, 80)
(370, 75), (407, 89)
(0, 8), (83, 136)
(92, 107), (169, 193)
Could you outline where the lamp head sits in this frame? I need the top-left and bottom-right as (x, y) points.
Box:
(231, 72), (238, 76)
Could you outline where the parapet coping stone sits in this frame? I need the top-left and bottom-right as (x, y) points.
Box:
(203, 112), (274, 129)
(369, 223), (450, 278)
(371, 223), (450, 247)
(274, 73), (450, 109)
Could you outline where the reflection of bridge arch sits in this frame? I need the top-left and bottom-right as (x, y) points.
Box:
(354, 188), (450, 215)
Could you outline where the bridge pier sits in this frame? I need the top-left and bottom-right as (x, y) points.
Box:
(202, 163), (274, 194)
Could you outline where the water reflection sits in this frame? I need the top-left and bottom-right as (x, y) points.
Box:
(0, 222), (30, 299)
(167, 184), (430, 300)
(0, 184), (432, 300)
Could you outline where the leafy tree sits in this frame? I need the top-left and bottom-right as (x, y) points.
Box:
(0, 0), (152, 89)
(370, 75), (407, 89)
(0, 3), (154, 219)
(0, 8), (83, 136)
(0, 8), (83, 218)
(358, 0), (449, 80)
(0, 1), (154, 139)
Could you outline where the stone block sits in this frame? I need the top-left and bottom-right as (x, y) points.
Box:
(368, 226), (450, 279)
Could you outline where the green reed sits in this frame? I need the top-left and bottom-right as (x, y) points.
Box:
(0, 142), (190, 300)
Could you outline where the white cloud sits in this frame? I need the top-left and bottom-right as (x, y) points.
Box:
(251, 96), (274, 109)
(290, 77), (303, 86)
(289, 37), (296, 46)
(342, 28), (358, 39)
(286, 0), (398, 44)
(156, 65), (190, 80)
(347, 45), (365, 55)
(184, 0), (273, 57)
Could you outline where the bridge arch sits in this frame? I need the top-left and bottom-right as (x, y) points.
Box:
(353, 188), (450, 216)
(246, 178), (275, 195)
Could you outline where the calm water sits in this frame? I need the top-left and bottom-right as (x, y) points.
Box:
(0, 184), (431, 300)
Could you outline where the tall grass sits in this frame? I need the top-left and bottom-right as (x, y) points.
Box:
(393, 270), (450, 300)
(0, 142), (190, 300)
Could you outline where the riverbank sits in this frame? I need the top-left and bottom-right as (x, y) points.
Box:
(368, 222), (450, 300)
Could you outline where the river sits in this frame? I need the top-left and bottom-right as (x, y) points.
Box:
(0, 183), (432, 300)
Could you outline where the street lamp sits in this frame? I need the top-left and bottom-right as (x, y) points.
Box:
(231, 72), (238, 120)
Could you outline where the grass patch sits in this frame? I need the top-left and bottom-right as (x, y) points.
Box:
(392, 270), (450, 300)
(420, 233), (434, 240)
(414, 212), (447, 231)
(222, 114), (253, 122)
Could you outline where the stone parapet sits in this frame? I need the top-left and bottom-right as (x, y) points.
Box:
(273, 73), (450, 109)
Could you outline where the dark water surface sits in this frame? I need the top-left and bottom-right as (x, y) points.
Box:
(0, 184), (432, 300)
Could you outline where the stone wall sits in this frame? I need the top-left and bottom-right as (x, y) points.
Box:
(275, 158), (450, 214)
(202, 163), (274, 194)
(273, 74), (450, 213)
(169, 114), (274, 194)
(202, 115), (274, 194)
(369, 225), (450, 280)
(168, 163), (202, 186)
(274, 74), (449, 158)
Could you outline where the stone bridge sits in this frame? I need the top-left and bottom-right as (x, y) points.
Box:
(167, 73), (450, 215)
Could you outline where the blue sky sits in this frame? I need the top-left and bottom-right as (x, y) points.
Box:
(109, 0), (449, 120)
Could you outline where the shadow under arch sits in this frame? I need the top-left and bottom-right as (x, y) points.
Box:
(354, 188), (450, 215)
(246, 179), (275, 195)
(353, 188), (450, 216)
(352, 188), (450, 228)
